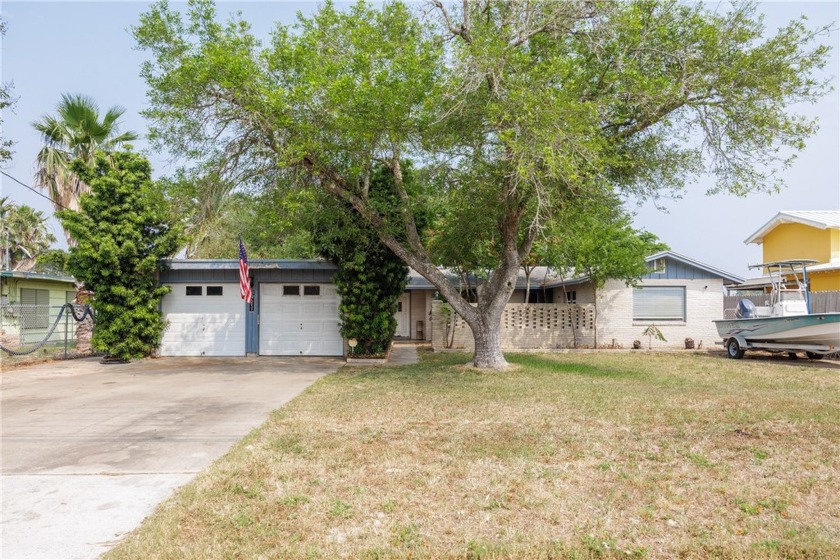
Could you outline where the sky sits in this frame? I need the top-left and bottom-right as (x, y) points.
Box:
(1, 1), (838, 280)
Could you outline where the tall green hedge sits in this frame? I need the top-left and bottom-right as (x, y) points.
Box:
(58, 151), (181, 361)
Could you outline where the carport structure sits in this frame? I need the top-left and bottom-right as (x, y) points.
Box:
(159, 259), (344, 357)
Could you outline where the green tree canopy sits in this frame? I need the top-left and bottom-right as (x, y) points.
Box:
(32, 249), (70, 276)
(57, 151), (181, 361)
(160, 170), (317, 259)
(135, 0), (832, 368)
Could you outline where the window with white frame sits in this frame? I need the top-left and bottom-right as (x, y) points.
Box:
(633, 286), (685, 321)
(650, 258), (667, 274)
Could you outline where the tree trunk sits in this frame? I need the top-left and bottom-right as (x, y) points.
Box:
(592, 287), (599, 349)
(74, 284), (93, 354)
(524, 269), (531, 304)
(471, 314), (506, 369)
(319, 163), (533, 370)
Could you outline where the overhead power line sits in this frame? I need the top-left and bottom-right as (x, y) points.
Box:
(0, 170), (68, 210)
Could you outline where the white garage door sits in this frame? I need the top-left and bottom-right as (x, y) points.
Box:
(259, 283), (343, 356)
(160, 283), (246, 356)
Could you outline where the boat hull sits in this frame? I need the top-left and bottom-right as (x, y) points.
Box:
(714, 313), (840, 348)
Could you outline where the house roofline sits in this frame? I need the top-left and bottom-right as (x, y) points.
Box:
(543, 251), (743, 288)
(0, 270), (76, 283)
(646, 250), (744, 284)
(163, 259), (338, 271)
(744, 211), (840, 245)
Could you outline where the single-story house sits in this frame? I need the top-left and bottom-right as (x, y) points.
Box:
(159, 259), (560, 355)
(547, 251), (744, 349)
(158, 252), (741, 356)
(1, 270), (77, 348)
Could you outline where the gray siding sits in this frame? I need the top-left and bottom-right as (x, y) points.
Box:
(642, 257), (721, 281)
(159, 269), (239, 283)
(160, 268), (335, 284)
(255, 269), (335, 283)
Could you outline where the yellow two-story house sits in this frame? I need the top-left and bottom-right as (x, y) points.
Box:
(745, 210), (840, 292)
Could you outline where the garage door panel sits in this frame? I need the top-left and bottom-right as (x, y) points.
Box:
(260, 284), (284, 297)
(160, 283), (245, 356)
(300, 321), (331, 334)
(259, 339), (300, 355)
(166, 313), (243, 325)
(260, 320), (303, 333)
(259, 283), (342, 356)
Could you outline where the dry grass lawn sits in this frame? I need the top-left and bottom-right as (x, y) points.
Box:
(106, 350), (839, 559)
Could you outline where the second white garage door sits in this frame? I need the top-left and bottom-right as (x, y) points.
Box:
(259, 283), (343, 356)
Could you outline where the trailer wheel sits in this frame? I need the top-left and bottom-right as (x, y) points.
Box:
(726, 338), (744, 359)
(806, 352), (821, 360)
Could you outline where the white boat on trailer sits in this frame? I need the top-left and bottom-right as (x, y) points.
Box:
(714, 260), (840, 359)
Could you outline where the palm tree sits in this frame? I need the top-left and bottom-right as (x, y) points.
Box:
(32, 94), (137, 353)
(32, 94), (138, 216)
(0, 197), (56, 271)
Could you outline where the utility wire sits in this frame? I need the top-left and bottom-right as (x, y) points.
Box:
(0, 170), (68, 210)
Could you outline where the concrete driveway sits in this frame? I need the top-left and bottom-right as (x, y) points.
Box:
(1, 356), (341, 559)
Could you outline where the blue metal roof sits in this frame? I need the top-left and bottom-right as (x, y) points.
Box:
(405, 266), (562, 290)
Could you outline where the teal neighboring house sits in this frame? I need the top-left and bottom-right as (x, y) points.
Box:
(1, 270), (77, 347)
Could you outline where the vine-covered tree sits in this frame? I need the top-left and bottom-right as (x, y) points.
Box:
(57, 151), (181, 361)
(313, 165), (411, 357)
(135, 0), (832, 368)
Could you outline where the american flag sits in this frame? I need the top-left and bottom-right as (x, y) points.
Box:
(239, 238), (252, 304)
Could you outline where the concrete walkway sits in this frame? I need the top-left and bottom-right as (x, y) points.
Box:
(389, 343), (422, 365)
(1, 356), (341, 559)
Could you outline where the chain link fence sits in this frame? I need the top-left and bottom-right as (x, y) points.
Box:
(1, 303), (94, 358)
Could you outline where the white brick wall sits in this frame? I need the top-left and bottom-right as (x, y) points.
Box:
(597, 278), (725, 349)
(429, 278), (726, 352)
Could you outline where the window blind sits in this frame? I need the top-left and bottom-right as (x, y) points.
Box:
(633, 286), (685, 321)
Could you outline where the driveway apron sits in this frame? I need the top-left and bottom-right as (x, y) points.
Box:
(1, 356), (340, 559)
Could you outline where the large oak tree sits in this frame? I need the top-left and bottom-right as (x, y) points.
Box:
(135, 0), (831, 368)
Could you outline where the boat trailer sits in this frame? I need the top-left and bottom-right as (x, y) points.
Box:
(716, 335), (837, 360)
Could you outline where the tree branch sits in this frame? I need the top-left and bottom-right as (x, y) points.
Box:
(299, 154), (478, 324)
